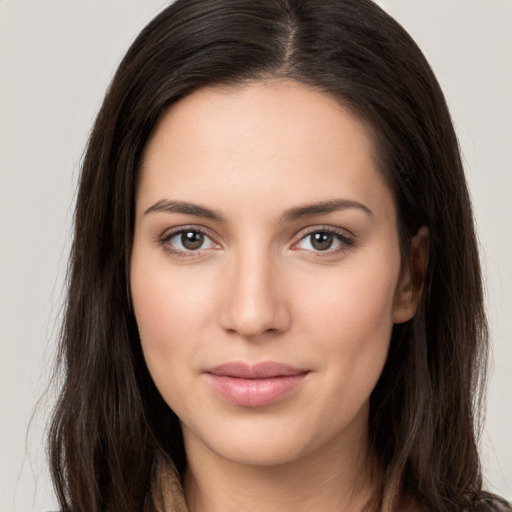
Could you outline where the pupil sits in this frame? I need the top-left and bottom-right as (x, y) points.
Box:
(181, 231), (204, 250)
(311, 232), (333, 251)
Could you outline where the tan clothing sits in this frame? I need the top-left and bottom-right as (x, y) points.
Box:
(149, 457), (188, 512)
(147, 456), (421, 512)
(147, 456), (512, 512)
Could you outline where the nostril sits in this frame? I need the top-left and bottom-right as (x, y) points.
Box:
(220, 304), (291, 340)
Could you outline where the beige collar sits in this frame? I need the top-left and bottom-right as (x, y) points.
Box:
(148, 456), (421, 512)
(148, 456), (188, 512)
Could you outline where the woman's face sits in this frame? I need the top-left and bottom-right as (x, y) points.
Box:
(131, 80), (417, 467)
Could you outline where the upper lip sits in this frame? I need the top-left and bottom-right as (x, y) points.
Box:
(206, 361), (309, 379)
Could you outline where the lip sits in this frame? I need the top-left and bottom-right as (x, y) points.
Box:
(205, 362), (309, 407)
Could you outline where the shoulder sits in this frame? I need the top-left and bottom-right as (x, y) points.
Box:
(468, 492), (512, 512)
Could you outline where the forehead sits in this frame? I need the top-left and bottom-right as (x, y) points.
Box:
(144, 79), (370, 167)
(137, 79), (395, 223)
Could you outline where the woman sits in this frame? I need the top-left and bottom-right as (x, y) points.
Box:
(47, 0), (511, 511)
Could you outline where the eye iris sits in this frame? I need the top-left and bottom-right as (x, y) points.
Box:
(311, 232), (333, 251)
(181, 231), (204, 250)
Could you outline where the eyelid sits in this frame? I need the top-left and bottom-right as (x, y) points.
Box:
(156, 224), (355, 258)
(295, 224), (355, 240)
(158, 225), (222, 257)
(159, 224), (218, 241)
(290, 225), (356, 254)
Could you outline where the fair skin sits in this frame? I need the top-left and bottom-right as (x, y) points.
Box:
(130, 80), (427, 512)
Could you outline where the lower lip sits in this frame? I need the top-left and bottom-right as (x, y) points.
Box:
(206, 373), (308, 408)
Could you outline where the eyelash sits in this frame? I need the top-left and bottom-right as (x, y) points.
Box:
(292, 226), (355, 257)
(159, 226), (219, 259)
(159, 225), (355, 259)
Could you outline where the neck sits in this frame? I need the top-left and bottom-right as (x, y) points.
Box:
(182, 423), (381, 512)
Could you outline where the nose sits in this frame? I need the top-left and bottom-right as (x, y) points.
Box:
(219, 248), (291, 340)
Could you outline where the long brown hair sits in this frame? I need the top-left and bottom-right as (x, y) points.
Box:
(48, 1), (488, 510)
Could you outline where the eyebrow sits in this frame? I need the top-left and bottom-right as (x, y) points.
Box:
(281, 199), (373, 222)
(144, 199), (225, 221)
(143, 198), (373, 222)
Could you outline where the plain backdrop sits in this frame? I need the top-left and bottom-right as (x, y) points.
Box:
(0, 1), (510, 511)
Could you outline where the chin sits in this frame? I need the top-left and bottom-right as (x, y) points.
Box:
(182, 414), (349, 468)
(208, 434), (313, 467)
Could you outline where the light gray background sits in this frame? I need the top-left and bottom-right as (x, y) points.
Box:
(0, 1), (510, 511)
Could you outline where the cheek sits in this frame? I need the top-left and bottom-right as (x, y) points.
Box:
(300, 257), (398, 339)
(131, 242), (216, 340)
(294, 252), (400, 389)
(129, 248), (217, 401)
(130, 269), (210, 431)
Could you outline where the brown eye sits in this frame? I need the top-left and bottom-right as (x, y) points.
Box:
(162, 228), (216, 254)
(310, 232), (334, 251)
(181, 231), (204, 250)
(294, 229), (354, 255)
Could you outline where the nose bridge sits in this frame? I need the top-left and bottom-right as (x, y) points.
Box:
(220, 241), (289, 338)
